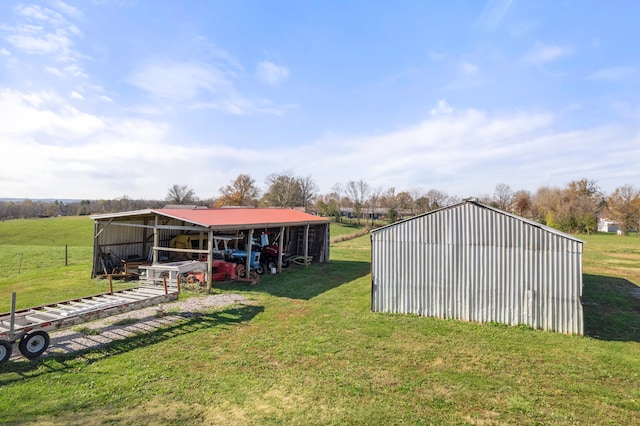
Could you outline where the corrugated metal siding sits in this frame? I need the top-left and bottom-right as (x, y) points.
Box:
(93, 217), (183, 274)
(371, 202), (583, 335)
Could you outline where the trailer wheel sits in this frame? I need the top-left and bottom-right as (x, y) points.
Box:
(18, 331), (50, 359)
(0, 341), (12, 364)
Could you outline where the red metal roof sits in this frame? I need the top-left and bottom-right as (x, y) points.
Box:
(154, 208), (329, 229)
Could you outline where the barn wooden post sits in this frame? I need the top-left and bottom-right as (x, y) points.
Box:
(246, 228), (254, 277)
(278, 226), (285, 272)
(304, 224), (309, 267)
(153, 216), (159, 264)
(206, 229), (214, 292)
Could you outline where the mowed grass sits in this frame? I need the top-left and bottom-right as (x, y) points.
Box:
(0, 218), (639, 424)
(0, 216), (122, 311)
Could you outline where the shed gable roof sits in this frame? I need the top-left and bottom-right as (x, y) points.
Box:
(91, 207), (329, 230)
(371, 200), (583, 244)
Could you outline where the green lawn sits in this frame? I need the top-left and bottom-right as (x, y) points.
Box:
(0, 218), (639, 424)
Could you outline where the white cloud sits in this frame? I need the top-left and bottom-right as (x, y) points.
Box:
(53, 1), (83, 19)
(255, 61), (290, 85)
(128, 59), (285, 115)
(1, 1), (86, 79)
(70, 91), (84, 100)
(0, 88), (104, 138)
(0, 48), (11, 56)
(475, 0), (514, 29)
(461, 61), (479, 75)
(524, 43), (571, 64)
(430, 100), (453, 116)
(45, 66), (63, 76)
(586, 66), (635, 81)
(1, 88), (638, 200)
(128, 61), (231, 101)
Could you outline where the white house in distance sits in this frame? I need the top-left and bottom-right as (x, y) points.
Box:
(370, 200), (584, 335)
(597, 218), (621, 233)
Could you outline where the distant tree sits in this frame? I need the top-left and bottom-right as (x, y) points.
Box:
(533, 179), (601, 233)
(511, 190), (532, 217)
(367, 186), (383, 226)
(493, 183), (513, 211)
(346, 179), (370, 226)
(395, 191), (414, 216)
(531, 186), (561, 224)
(409, 188), (424, 216)
(331, 183), (345, 222)
(216, 174), (259, 207)
(607, 184), (640, 235)
(166, 184), (197, 205)
(263, 170), (302, 208)
(297, 175), (318, 211)
(563, 178), (602, 234)
(425, 189), (449, 210)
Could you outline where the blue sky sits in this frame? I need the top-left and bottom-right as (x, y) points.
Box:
(1, 0), (639, 200)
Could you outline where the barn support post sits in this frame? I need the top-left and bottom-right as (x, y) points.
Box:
(206, 229), (214, 292)
(153, 216), (159, 264)
(246, 228), (254, 277)
(91, 221), (100, 277)
(278, 226), (285, 272)
(304, 224), (309, 267)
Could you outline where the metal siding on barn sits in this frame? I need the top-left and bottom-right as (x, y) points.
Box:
(371, 201), (584, 335)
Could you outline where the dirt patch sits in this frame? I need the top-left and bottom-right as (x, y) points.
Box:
(9, 293), (250, 361)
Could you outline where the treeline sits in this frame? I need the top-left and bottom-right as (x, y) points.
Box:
(3, 172), (640, 235)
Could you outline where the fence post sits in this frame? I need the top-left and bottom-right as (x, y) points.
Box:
(65, 245), (68, 266)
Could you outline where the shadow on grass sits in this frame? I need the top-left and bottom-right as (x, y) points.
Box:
(0, 304), (264, 383)
(583, 273), (640, 342)
(215, 260), (371, 300)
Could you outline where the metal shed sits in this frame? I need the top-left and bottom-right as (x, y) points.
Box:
(370, 200), (584, 335)
(91, 207), (330, 288)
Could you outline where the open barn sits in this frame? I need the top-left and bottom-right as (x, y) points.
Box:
(91, 207), (330, 288)
(370, 200), (584, 335)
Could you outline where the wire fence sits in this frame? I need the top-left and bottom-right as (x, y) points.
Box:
(0, 245), (93, 278)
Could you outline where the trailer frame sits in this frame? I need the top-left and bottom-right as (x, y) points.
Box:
(0, 284), (179, 364)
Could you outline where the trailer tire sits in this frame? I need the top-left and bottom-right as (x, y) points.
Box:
(18, 331), (50, 359)
(0, 341), (12, 364)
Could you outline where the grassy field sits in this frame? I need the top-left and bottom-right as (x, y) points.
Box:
(0, 217), (639, 424)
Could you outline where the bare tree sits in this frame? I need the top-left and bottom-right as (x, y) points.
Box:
(346, 179), (370, 226)
(331, 182), (344, 222)
(493, 183), (513, 211)
(425, 189), (449, 210)
(216, 174), (259, 207)
(166, 184), (197, 205)
(298, 175), (318, 212)
(367, 186), (384, 227)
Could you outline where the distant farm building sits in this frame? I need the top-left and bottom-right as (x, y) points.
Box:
(597, 218), (621, 233)
(370, 200), (584, 335)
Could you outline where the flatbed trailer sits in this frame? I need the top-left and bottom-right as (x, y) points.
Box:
(0, 285), (179, 364)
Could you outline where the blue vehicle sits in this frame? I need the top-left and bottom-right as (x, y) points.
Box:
(229, 249), (263, 277)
